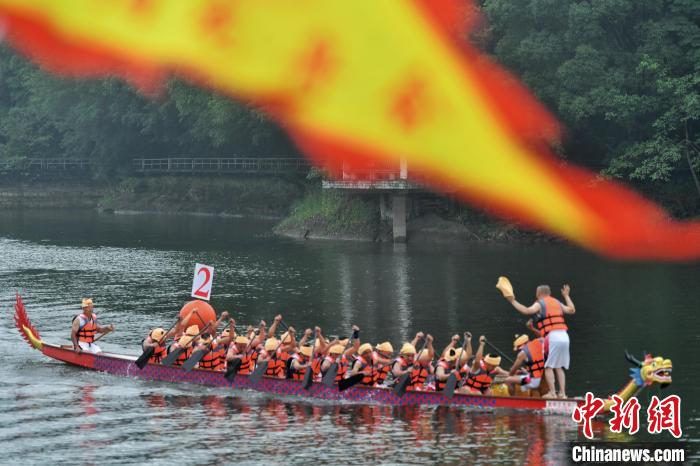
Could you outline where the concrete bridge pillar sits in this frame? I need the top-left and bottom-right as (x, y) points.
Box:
(392, 194), (407, 242)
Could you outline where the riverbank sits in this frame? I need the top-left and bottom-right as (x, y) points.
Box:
(273, 188), (556, 243)
(0, 178), (555, 243)
(0, 177), (305, 218)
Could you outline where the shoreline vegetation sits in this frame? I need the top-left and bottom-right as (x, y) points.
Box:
(0, 176), (559, 244)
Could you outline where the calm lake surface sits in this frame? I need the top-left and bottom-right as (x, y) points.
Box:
(0, 209), (697, 465)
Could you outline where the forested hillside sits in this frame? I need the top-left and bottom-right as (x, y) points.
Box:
(0, 0), (697, 214)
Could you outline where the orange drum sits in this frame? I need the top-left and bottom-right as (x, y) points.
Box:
(179, 300), (216, 330)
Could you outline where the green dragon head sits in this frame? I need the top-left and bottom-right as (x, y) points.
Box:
(626, 351), (672, 387)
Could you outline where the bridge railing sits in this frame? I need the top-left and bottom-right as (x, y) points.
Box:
(0, 158), (91, 171)
(133, 157), (310, 173)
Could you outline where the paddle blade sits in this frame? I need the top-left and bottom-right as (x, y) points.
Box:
(135, 346), (155, 370)
(249, 360), (269, 385)
(161, 348), (183, 367)
(393, 373), (411, 397)
(322, 363), (338, 387)
(182, 348), (207, 372)
(302, 367), (315, 390)
(443, 373), (458, 399)
(338, 373), (364, 392)
(224, 358), (242, 381)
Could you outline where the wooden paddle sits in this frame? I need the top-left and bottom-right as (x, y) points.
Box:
(394, 338), (429, 397)
(135, 318), (180, 369)
(338, 373), (365, 392)
(301, 337), (318, 390)
(484, 338), (516, 365)
(162, 324), (210, 367)
(443, 332), (470, 399)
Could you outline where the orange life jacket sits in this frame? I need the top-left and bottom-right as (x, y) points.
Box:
(213, 341), (228, 371)
(434, 360), (453, 391)
(265, 349), (288, 378)
(535, 296), (568, 336)
(170, 344), (193, 367)
(75, 313), (97, 343)
(372, 352), (392, 385)
(310, 355), (323, 381)
(522, 338), (546, 378)
(198, 343), (219, 371)
(289, 354), (309, 380)
(408, 363), (430, 391)
(142, 336), (167, 364)
(322, 354), (349, 383)
(355, 355), (375, 386)
(464, 360), (498, 393)
(238, 348), (259, 375)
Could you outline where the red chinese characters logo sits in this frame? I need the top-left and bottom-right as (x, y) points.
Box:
(572, 393), (682, 439)
(608, 394), (641, 435)
(647, 394), (682, 438)
(572, 392), (605, 439)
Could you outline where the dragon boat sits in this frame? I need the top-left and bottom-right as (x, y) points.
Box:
(14, 294), (671, 414)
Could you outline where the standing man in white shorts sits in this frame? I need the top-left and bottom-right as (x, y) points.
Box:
(504, 284), (575, 398)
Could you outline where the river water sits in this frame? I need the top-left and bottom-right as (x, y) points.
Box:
(0, 209), (697, 465)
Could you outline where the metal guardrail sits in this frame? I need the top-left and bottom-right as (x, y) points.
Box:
(0, 159), (91, 171)
(133, 157), (310, 174)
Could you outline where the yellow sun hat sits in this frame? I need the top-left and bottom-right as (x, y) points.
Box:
(299, 345), (313, 357)
(337, 338), (349, 347)
(417, 349), (431, 362)
(199, 333), (213, 345)
(513, 334), (529, 351)
(178, 335), (193, 347)
(400, 343), (417, 355)
(81, 298), (93, 308)
(484, 354), (502, 367)
(186, 325), (200, 336)
(150, 328), (165, 341)
(234, 335), (250, 345)
(454, 348), (468, 363)
(280, 331), (293, 344)
(358, 343), (373, 355)
(444, 348), (457, 362)
(264, 338), (279, 352)
(376, 342), (394, 353)
(496, 276), (514, 298)
(329, 345), (344, 355)
(220, 328), (232, 338)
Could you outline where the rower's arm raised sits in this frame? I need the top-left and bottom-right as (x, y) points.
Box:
(471, 336), (486, 372)
(561, 284), (576, 314)
(506, 297), (541, 316)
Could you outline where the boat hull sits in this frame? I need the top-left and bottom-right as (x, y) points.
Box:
(40, 343), (579, 413)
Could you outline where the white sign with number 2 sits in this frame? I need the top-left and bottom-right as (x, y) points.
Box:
(191, 263), (214, 301)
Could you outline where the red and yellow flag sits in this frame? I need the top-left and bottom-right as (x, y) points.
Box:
(0, 0), (698, 259)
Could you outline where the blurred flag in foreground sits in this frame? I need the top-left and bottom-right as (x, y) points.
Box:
(0, 0), (698, 260)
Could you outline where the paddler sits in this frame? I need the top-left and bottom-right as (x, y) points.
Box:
(504, 284), (575, 399)
(187, 311), (229, 370)
(319, 339), (351, 383)
(372, 342), (394, 386)
(168, 325), (200, 367)
(503, 334), (547, 396)
(408, 341), (435, 392)
(434, 348), (459, 392)
(457, 336), (509, 395)
(390, 332), (424, 382)
(71, 298), (114, 354)
(141, 327), (171, 364)
(226, 327), (263, 375)
(288, 341), (313, 380)
(347, 343), (375, 386)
